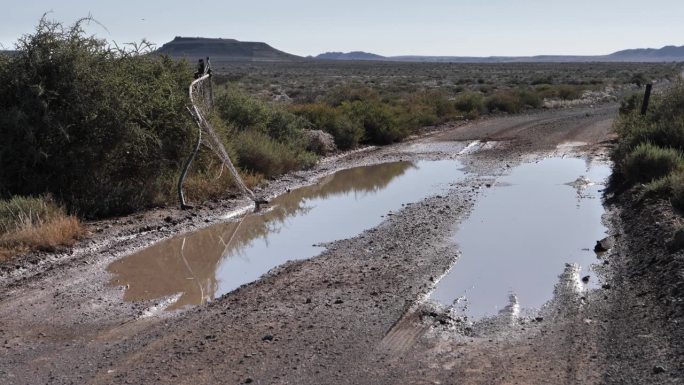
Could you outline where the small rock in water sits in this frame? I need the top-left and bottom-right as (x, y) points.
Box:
(652, 365), (666, 374)
(594, 241), (608, 252)
(262, 335), (274, 341)
(594, 237), (613, 252)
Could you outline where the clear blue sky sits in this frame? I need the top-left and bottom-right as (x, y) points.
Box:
(1, 0), (683, 56)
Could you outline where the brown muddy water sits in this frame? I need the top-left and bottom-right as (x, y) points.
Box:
(108, 160), (465, 310)
(430, 157), (611, 320)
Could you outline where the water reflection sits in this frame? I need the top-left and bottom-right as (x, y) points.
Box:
(108, 160), (464, 309)
(431, 157), (610, 319)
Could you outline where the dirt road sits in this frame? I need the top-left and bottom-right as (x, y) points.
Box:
(1, 105), (681, 384)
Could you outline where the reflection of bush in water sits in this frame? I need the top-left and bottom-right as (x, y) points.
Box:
(211, 161), (415, 255)
(304, 161), (416, 199)
(111, 161), (415, 306)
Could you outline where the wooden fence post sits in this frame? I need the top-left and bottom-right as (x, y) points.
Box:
(640, 83), (653, 115)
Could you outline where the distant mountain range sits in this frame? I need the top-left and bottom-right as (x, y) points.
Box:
(154, 37), (302, 62)
(156, 38), (684, 63)
(315, 45), (684, 63)
(314, 51), (385, 61)
(605, 45), (684, 62)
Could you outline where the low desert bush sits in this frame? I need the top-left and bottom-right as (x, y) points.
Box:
(214, 87), (310, 143)
(630, 72), (649, 88)
(556, 84), (584, 100)
(415, 90), (459, 122)
(289, 103), (364, 150)
(517, 89), (543, 108)
(646, 170), (684, 212)
(323, 84), (380, 107)
(619, 92), (642, 115)
(454, 91), (485, 118)
(622, 143), (684, 184)
(535, 84), (586, 100)
(485, 91), (523, 113)
(614, 81), (684, 214)
(341, 100), (408, 144)
(614, 82), (684, 173)
(234, 131), (316, 179)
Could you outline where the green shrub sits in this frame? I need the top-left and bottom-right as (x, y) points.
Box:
(614, 83), (684, 173)
(619, 92), (642, 115)
(622, 143), (684, 184)
(0, 18), (193, 217)
(342, 100), (408, 144)
(485, 91), (522, 113)
(212, 86), (317, 179)
(454, 91), (485, 118)
(630, 72), (649, 88)
(289, 103), (364, 150)
(613, 81), (684, 215)
(214, 88), (309, 143)
(620, 121), (684, 155)
(531, 75), (553, 85)
(234, 131), (316, 178)
(556, 85), (584, 100)
(418, 90), (458, 121)
(535, 84), (585, 100)
(405, 104), (440, 127)
(517, 89), (542, 108)
(642, 171), (672, 193)
(649, 81), (684, 123)
(323, 85), (379, 107)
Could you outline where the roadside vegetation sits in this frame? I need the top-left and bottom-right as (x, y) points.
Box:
(214, 61), (678, 151)
(613, 81), (684, 210)
(0, 18), (315, 221)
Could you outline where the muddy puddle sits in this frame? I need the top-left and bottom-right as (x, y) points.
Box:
(430, 157), (610, 320)
(108, 160), (464, 310)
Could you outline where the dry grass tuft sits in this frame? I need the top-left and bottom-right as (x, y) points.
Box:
(0, 197), (84, 262)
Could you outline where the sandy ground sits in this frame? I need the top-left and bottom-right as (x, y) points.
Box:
(1, 104), (682, 384)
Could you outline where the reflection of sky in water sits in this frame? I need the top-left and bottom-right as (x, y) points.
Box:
(431, 157), (610, 319)
(108, 160), (464, 309)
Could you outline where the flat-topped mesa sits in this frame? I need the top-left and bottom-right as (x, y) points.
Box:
(155, 37), (302, 62)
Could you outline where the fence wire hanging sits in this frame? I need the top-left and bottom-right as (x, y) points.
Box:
(177, 58), (257, 209)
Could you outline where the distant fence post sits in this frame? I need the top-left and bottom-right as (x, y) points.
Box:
(640, 83), (653, 115)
